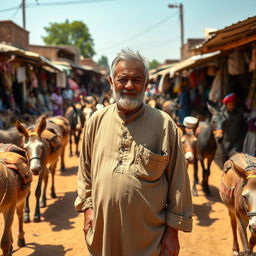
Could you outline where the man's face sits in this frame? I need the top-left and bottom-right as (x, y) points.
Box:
(109, 60), (148, 113)
(226, 102), (236, 112)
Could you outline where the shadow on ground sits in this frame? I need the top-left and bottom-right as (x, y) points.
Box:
(13, 243), (72, 256)
(58, 166), (78, 177)
(193, 201), (219, 227)
(42, 191), (78, 231)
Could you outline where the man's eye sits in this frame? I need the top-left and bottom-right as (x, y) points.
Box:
(118, 79), (126, 83)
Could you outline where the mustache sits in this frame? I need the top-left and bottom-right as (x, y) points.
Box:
(121, 89), (138, 94)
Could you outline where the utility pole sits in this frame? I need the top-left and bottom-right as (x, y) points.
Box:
(22, 0), (26, 29)
(168, 3), (184, 59)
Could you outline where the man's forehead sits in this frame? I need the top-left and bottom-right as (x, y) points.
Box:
(115, 60), (145, 75)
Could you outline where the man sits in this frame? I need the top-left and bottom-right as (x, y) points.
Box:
(221, 92), (247, 158)
(75, 49), (193, 256)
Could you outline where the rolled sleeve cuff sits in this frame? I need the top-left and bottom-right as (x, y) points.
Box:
(74, 197), (93, 212)
(166, 212), (193, 232)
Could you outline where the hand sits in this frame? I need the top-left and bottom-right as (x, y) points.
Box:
(83, 208), (94, 236)
(160, 226), (180, 256)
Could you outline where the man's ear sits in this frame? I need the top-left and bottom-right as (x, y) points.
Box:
(108, 76), (113, 88)
(144, 79), (149, 91)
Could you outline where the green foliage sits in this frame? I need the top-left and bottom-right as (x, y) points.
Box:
(149, 59), (160, 70)
(42, 19), (95, 58)
(97, 55), (109, 70)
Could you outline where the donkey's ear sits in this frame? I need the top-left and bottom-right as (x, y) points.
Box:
(16, 120), (28, 138)
(36, 116), (47, 136)
(207, 103), (218, 115)
(232, 160), (248, 180)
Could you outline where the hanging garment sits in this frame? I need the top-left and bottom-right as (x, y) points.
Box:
(228, 49), (246, 75)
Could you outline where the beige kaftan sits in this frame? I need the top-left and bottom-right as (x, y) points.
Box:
(75, 103), (193, 256)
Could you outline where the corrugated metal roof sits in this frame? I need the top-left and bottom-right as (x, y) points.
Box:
(195, 16), (256, 54)
(169, 51), (220, 77)
(0, 43), (61, 72)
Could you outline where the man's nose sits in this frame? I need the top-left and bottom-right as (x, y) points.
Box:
(124, 80), (134, 90)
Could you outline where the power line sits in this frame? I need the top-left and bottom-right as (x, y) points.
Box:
(7, 3), (22, 19)
(0, 5), (20, 13)
(0, 0), (117, 13)
(98, 11), (179, 51)
(27, 0), (117, 7)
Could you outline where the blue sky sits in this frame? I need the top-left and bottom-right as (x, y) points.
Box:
(1, 0), (256, 64)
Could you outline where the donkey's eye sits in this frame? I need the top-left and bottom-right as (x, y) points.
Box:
(242, 195), (248, 201)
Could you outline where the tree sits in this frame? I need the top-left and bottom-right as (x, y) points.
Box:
(42, 19), (95, 58)
(149, 59), (160, 70)
(97, 55), (109, 70)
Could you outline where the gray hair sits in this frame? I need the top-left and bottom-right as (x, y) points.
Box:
(110, 48), (149, 82)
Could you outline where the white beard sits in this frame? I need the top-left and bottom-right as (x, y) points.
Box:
(112, 88), (145, 111)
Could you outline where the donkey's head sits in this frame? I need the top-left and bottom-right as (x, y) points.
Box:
(232, 161), (256, 233)
(72, 105), (85, 132)
(16, 117), (47, 175)
(207, 103), (226, 143)
(179, 121), (198, 164)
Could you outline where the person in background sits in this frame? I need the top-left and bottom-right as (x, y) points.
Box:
(75, 48), (193, 256)
(50, 87), (63, 116)
(177, 83), (191, 124)
(62, 83), (74, 112)
(25, 90), (39, 116)
(221, 92), (247, 157)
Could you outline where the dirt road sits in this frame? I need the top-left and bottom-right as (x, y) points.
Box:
(0, 151), (249, 256)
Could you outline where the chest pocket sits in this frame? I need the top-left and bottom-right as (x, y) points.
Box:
(134, 145), (169, 182)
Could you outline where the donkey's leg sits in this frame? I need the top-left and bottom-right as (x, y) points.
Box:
(192, 159), (198, 196)
(75, 131), (82, 156)
(69, 132), (73, 157)
(34, 174), (43, 222)
(228, 210), (239, 255)
(1, 208), (15, 256)
(236, 215), (251, 255)
(16, 202), (26, 247)
(50, 161), (58, 198)
(200, 159), (210, 195)
(40, 168), (48, 208)
(249, 233), (256, 255)
(60, 145), (66, 172)
(24, 191), (30, 223)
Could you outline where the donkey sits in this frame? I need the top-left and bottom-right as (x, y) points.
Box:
(161, 98), (179, 123)
(0, 127), (22, 146)
(46, 115), (70, 172)
(16, 117), (62, 222)
(179, 123), (199, 196)
(194, 103), (226, 196)
(0, 147), (31, 256)
(219, 153), (256, 256)
(65, 105), (85, 156)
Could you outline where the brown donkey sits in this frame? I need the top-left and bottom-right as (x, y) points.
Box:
(16, 117), (62, 222)
(219, 153), (256, 256)
(0, 147), (32, 256)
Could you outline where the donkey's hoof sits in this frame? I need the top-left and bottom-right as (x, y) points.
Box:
(60, 167), (65, 172)
(23, 215), (30, 223)
(69, 152), (73, 157)
(8, 245), (13, 255)
(18, 238), (25, 247)
(40, 200), (46, 208)
(192, 189), (198, 197)
(33, 216), (41, 222)
(51, 192), (57, 199)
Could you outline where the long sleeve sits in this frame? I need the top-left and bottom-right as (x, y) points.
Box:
(74, 124), (93, 212)
(165, 123), (193, 232)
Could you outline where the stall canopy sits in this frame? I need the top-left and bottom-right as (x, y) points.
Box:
(195, 16), (256, 54)
(0, 43), (61, 72)
(169, 51), (220, 77)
